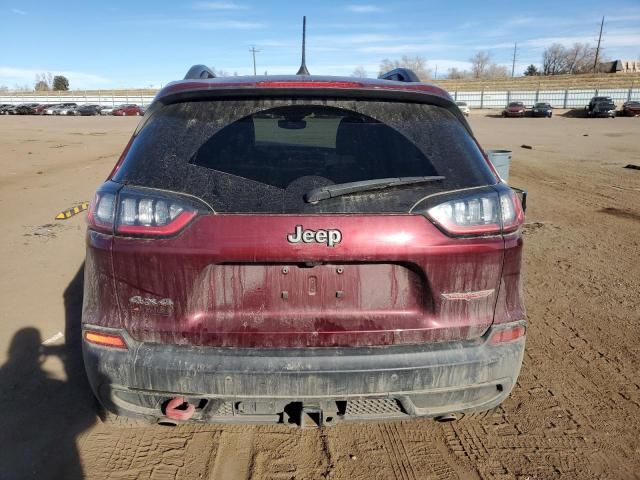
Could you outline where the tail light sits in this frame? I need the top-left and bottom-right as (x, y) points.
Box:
(88, 184), (207, 237)
(414, 186), (525, 237)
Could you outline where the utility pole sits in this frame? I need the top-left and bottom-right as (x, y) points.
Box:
(434, 64), (438, 80)
(593, 16), (604, 73)
(511, 42), (518, 77)
(249, 45), (260, 75)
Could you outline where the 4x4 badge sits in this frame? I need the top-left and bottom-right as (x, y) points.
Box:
(287, 225), (342, 247)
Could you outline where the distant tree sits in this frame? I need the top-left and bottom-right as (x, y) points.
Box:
(542, 43), (599, 75)
(34, 80), (49, 91)
(469, 51), (491, 79)
(379, 56), (431, 80)
(447, 68), (467, 79)
(351, 66), (368, 78)
(487, 63), (509, 78)
(523, 64), (539, 76)
(53, 75), (69, 91)
(0, 85), (9, 93)
(565, 43), (598, 74)
(13, 84), (31, 92)
(34, 73), (50, 91)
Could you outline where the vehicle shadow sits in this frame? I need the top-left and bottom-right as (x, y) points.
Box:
(561, 108), (589, 118)
(0, 263), (97, 479)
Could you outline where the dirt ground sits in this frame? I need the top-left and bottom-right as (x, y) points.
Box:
(0, 114), (638, 480)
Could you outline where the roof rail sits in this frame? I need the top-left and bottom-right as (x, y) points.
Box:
(184, 65), (216, 80)
(378, 68), (420, 83)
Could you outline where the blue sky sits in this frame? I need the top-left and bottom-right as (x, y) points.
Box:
(1, 0), (639, 89)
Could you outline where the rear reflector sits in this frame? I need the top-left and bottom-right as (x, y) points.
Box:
(489, 325), (526, 345)
(84, 331), (127, 349)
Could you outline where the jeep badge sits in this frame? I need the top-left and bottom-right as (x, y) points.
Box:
(287, 225), (342, 247)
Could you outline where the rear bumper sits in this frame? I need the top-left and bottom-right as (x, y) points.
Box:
(82, 322), (526, 425)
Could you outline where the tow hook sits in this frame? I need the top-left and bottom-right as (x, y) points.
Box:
(164, 397), (195, 421)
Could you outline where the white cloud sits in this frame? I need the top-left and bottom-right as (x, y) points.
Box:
(355, 43), (456, 54)
(192, 20), (265, 29)
(456, 21), (480, 30)
(11, 8), (27, 15)
(193, 2), (247, 10)
(524, 32), (640, 49)
(346, 4), (385, 13)
(312, 33), (395, 44)
(0, 67), (111, 89)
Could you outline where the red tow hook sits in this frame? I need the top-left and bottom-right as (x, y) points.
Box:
(164, 397), (195, 421)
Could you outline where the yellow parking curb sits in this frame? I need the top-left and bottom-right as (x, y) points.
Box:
(55, 202), (89, 220)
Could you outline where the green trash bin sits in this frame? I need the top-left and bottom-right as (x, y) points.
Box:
(486, 149), (512, 183)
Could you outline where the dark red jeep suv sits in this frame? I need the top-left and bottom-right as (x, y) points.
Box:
(82, 66), (526, 426)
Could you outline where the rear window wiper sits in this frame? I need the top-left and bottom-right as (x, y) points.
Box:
(304, 176), (445, 203)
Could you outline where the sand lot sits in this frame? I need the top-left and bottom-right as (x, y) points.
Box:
(0, 114), (638, 479)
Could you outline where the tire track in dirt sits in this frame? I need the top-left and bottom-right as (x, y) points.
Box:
(81, 426), (221, 479)
(209, 429), (255, 479)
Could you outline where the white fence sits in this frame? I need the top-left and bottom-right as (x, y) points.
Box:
(1, 87), (639, 109)
(453, 88), (640, 108)
(0, 93), (156, 107)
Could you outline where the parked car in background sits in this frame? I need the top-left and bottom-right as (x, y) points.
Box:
(58, 104), (79, 116)
(2, 104), (21, 115)
(111, 104), (143, 116)
(531, 102), (553, 118)
(33, 104), (52, 115)
(100, 106), (118, 115)
(83, 66), (527, 427)
(621, 101), (640, 117)
(44, 103), (76, 115)
(15, 103), (41, 115)
(455, 100), (470, 116)
(0, 104), (13, 114)
(587, 100), (616, 118)
(74, 104), (104, 116)
(587, 96), (613, 112)
(502, 102), (526, 117)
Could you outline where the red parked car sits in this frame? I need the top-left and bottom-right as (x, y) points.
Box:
(112, 104), (142, 116)
(502, 101), (526, 117)
(83, 66), (527, 427)
(622, 101), (640, 116)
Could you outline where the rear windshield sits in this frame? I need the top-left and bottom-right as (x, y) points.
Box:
(114, 99), (495, 213)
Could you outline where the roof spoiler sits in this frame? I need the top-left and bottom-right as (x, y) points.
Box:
(378, 68), (420, 83)
(184, 65), (216, 80)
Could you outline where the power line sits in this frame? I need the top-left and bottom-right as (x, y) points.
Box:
(593, 16), (605, 73)
(249, 45), (261, 76)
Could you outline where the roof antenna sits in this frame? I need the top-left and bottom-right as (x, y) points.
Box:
(296, 16), (310, 75)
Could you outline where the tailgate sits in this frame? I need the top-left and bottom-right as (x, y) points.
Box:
(111, 215), (504, 347)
